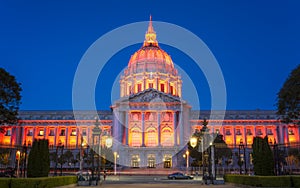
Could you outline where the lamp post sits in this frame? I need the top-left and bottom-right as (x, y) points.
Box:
(113, 152), (119, 175)
(54, 141), (63, 176)
(16, 150), (20, 178)
(22, 142), (28, 177)
(92, 118), (102, 182)
(273, 140), (279, 175)
(183, 150), (189, 174)
(238, 139), (246, 174)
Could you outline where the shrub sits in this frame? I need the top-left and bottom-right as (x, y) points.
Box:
(224, 174), (292, 187)
(0, 178), (11, 188)
(291, 176), (300, 188)
(10, 176), (77, 188)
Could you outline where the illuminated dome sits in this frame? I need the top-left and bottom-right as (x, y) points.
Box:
(125, 16), (177, 76)
(120, 16), (182, 98)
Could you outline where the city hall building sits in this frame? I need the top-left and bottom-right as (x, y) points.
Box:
(1, 18), (299, 169)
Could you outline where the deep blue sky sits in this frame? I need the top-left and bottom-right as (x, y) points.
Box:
(1, 1), (299, 111)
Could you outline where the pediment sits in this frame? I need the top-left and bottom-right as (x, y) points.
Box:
(128, 88), (181, 103)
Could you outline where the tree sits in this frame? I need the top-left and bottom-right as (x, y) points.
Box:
(63, 150), (74, 170)
(252, 136), (274, 176)
(0, 148), (10, 167)
(0, 68), (22, 133)
(277, 64), (300, 125)
(27, 139), (50, 177)
(188, 119), (231, 168)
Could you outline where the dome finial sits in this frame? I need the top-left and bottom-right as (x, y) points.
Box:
(144, 15), (158, 47)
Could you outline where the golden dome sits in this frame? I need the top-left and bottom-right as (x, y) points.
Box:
(124, 16), (178, 76)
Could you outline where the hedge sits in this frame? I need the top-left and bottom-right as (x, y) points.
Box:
(0, 178), (11, 188)
(224, 174), (300, 187)
(0, 176), (77, 188)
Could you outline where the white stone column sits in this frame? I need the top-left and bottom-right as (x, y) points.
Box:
(173, 112), (177, 146)
(157, 112), (161, 146)
(142, 112), (145, 146)
(179, 111), (184, 146)
(125, 112), (129, 145)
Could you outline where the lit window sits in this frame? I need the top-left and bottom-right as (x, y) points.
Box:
(288, 129), (294, 135)
(38, 129), (44, 136)
(161, 128), (173, 146)
(131, 129), (142, 147)
(146, 129), (157, 146)
(71, 129), (76, 136)
(236, 129), (241, 135)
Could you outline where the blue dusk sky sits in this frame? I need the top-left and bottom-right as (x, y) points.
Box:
(0, 1), (299, 111)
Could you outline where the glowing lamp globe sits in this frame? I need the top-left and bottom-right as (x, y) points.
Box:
(105, 137), (113, 148)
(190, 137), (197, 148)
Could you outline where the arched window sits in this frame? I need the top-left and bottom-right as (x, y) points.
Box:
(161, 126), (174, 146)
(145, 127), (157, 147)
(130, 127), (142, 147)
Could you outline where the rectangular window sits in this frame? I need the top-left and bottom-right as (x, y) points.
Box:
(38, 129), (44, 136)
(27, 129), (33, 136)
(5, 129), (11, 136)
(137, 83), (142, 92)
(49, 129), (55, 136)
(60, 129), (65, 136)
(236, 129), (241, 135)
(246, 129), (252, 135)
(128, 85), (132, 94)
(71, 129), (76, 136)
(160, 84), (165, 92)
(82, 129), (87, 136)
(170, 85), (173, 94)
(267, 129), (273, 135)
(225, 129), (231, 135)
(149, 83), (153, 88)
(257, 129), (263, 135)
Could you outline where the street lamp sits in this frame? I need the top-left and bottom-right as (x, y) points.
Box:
(16, 150), (20, 178)
(54, 141), (64, 176)
(183, 150), (189, 174)
(22, 142), (28, 177)
(113, 152), (119, 175)
(92, 118), (102, 183)
(238, 139), (246, 175)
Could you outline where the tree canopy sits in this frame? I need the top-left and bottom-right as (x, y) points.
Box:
(27, 139), (50, 177)
(0, 68), (22, 132)
(252, 136), (274, 176)
(277, 64), (300, 125)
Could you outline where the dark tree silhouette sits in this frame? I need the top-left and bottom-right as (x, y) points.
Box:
(277, 64), (300, 125)
(0, 68), (22, 133)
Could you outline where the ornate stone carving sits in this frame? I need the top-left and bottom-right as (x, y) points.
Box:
(129, 89), (180, 103)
